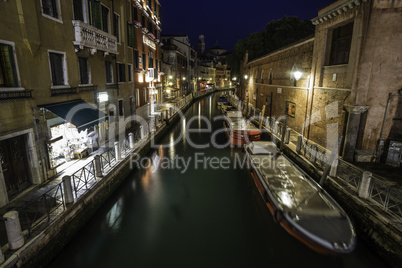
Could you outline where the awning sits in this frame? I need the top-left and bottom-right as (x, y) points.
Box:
(44, 100), (108, 132)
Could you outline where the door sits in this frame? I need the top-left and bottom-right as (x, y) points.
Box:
(0, 135), (30, 197)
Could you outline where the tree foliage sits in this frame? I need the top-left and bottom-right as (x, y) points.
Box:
(227, 16), (315, 77)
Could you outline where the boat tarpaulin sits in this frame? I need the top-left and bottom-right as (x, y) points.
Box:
(44, 100), (108, 132)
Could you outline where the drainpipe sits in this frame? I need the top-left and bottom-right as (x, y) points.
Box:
(32, 107), (47, 182)
(377, 93), (395, 162)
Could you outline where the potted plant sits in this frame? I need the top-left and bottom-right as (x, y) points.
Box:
(142, 69), (149, 74)
(134, 68), (143, 73)
(147, 32), (155, 40)
(141, 27), (149, 34)
(133, 21), (142, 28)
(155, 38), (160, 44)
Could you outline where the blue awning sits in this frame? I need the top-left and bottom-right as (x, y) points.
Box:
(45, 100), (108, 132)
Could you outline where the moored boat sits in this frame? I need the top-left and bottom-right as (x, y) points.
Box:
(223, 111), (261, 146)
(244, 141), (356, 254)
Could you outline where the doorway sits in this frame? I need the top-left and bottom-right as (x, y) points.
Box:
(0, 135), (31, 197)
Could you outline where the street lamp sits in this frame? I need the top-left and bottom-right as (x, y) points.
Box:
(293, 70), (302, 87)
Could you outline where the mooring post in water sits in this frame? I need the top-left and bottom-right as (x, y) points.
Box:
(319, 136), (343, 186)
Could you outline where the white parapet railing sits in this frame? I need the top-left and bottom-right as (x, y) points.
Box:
(72, 20), (118, 54)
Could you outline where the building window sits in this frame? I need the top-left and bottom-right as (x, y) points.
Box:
(41, 0), (61, 20)
(142, 53), (146, 69)
(101, 5), (110, 33)
(155, 60), (158, 71)
(113, 13), (120, 43)
(49, 51), (67, 86)
(117, 63), (125, 83)
(132, 6), (138, 22)
(128, 64), (132, 82)
(88, 2), (109, 33)
(146, 0), (150, 7)
(105, 61), (113, 83)
(148, 52), (153, 68)
(141, 14), (145, 27)
(135, 50), (140, 69)
(329, 22), (354, 65)
(0, 42), (19, 88)
(78, 57), (90, 85)
(127, 22), (135, 48)
(118, 99), (123, 117)
(73, 0), (84, 21)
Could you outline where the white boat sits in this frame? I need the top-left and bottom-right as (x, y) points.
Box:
(244, 141), (356, 254)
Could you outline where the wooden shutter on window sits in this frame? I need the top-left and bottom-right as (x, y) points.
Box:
(127, 23), (135, 48)
(0, 44), (18, 87)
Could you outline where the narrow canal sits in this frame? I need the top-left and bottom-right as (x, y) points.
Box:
(49, 93), (388, 267)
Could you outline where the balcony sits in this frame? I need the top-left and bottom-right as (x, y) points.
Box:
(50, 85), (98, 96)
(72, 20), (118, 55)
(0, 89), (33, 101)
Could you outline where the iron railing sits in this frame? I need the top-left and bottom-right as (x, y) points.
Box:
(72, 160), (97, 198)
(21, 182), (65, 236)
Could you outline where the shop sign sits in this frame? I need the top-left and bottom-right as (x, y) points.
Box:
(143, 35), (156, 50)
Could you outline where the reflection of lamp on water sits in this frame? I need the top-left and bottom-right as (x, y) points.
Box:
(166, 89), (171, 94)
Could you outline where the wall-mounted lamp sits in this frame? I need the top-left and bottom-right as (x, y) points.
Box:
(244, 75), (248, 79)
(182, 77), (186, 80)
(293, 71), (302, 81)
(169, 75), (173, 79)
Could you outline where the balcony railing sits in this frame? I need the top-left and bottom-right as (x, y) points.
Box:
(0, 89), (33, 100)
(50, 85), (99, 96)
(72, 20), (118, 54)
(106, 83), (119, 90)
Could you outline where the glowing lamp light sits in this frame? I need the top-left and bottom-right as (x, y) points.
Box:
(169, 82), (173, 86)
(293, 71), (302, 81)
(182, 77), (186, 80)
(169, 75), (173, 79)
(198, 77), (201, 80)
(166, 89), (171, 93)
(244, 75), (248, 79)
(233, 77), (237, 81)
(98, 92), (109, 103)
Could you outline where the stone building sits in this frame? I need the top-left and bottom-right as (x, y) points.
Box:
(161, 35), (197, 94)
(161, 43), (189, 97)
(241, 0), (402, 166)
(0, 0), (162, 207)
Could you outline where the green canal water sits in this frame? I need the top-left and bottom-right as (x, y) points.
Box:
(49, 93), (388, 268)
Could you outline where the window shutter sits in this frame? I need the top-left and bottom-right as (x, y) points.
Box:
(113, 14), (120, 42)
(89, 0), (102, 29)
(73, 0), (84, 21)
(127, 23), (135, 47)
(0, 44), (18, 87)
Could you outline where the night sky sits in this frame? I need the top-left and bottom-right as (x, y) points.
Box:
(160, 0), (336, 51)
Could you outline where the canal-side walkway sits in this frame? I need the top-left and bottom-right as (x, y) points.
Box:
(0, 89), (218, 267)
(225, 95), (402, 267)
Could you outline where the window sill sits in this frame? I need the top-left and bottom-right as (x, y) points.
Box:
(323, 64), (348, 68)
(0, 87), (25, 91)
(41, 13), (63, 24)
(51, 85), (70, 89)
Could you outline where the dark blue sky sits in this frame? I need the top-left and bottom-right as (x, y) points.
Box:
(160, 0), (336, 51)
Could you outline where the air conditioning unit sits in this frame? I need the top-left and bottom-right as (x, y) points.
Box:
(147, 68), (155, 81)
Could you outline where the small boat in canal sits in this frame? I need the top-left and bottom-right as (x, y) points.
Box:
(244, 141), (356, 254)
(223, 111), (261, 146)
